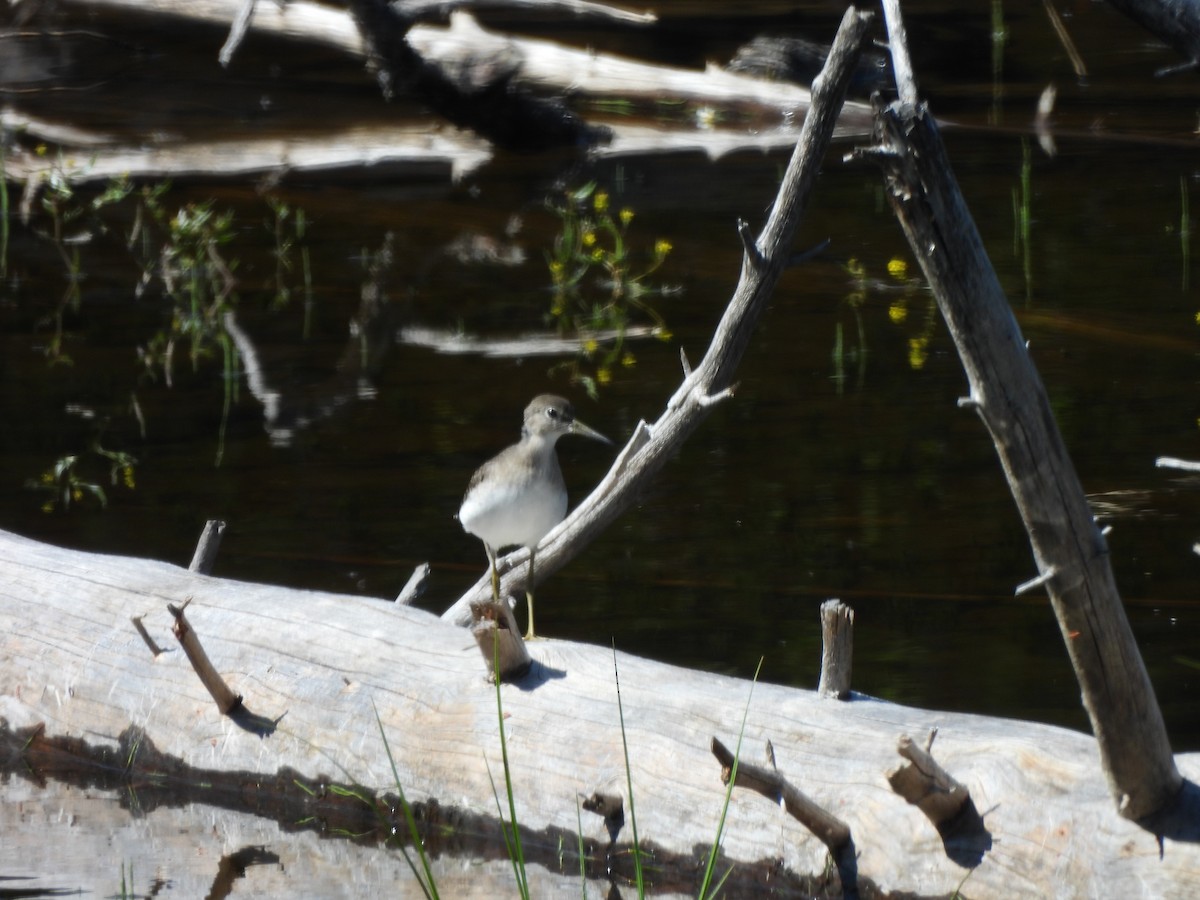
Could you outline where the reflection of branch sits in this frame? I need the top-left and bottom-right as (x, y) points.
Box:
(400, 0), (656, 27)
(221, 234), (400, 447)
(444, 7), (877, 624)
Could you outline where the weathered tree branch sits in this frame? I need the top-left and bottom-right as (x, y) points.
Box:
(867, 0), (1182, 823)
(441, 5), (878, 625)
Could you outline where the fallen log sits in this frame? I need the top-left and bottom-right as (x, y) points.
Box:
(2, 526), (1199, 898)
(4, 1), (877, 186)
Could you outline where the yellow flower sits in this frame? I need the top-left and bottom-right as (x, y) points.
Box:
(41, 501), (55, 514)
(593, 191), (609, 213)
(888, 300), (908, 324)
(597, 367), (612, 384)
(583, 339), (599, 356)
(656, 327), (674, 342)
(887, 257), (909, 280)
(621, 352), (636, 368)
(122, 466), (136, 489)
(549, 260), (565, 278)
(619, 208), (635, 226)
(71, 488), (83, 502)
(41, 471), (55, 485)
(846, 258), (865, 279)
(654, 239), (673, 258)
(1195, 310), (1200, 325)
(908, 337), (928, 370)
(582, 231), (597, 247)
(591, 248), (604, 261)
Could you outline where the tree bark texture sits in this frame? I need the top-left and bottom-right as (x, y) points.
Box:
(864, 96), (1182, 822)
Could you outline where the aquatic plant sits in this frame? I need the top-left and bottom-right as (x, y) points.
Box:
(544, 180), (679, 398)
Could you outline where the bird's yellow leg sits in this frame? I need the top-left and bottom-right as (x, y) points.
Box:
(525, 546), (538, 640)
(486, 545), (500, 603)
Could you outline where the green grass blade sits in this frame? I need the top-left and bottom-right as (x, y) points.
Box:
(492, 633), (531, 898)
(697, 656), (764, 899)
(372, 699), (440, 900)
(612, 642), (644, 896)
(576, 795), (589, 899)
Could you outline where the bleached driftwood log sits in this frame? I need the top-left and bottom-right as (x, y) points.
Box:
(5, 0), (875, 186)
(3, 527), (1200, 899)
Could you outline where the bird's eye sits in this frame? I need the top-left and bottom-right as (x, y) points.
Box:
(546, 407), (560, 420)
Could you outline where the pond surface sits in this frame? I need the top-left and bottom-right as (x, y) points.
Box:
(2, 1), (1200, 887)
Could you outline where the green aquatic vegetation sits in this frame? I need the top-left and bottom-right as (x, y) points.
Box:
(266, 195), (313, 323)
(132, 188), (242, 464)
(837, 254), (931, 385)
(544, 180), (679, 398)
(1181, 174), (1191, 292)
(32, 159), (132, 364)
(1012, 138), (1033, 302)
(26, 412), (137, 513)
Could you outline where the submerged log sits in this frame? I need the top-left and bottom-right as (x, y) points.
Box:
(2, 527), (1199, 898)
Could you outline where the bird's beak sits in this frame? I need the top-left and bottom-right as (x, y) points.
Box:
(571, 419), (612, 445)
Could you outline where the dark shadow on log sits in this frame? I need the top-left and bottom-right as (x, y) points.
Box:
(581, 791), (624, 843)
(512, 658), (568, 691)
(347, 0), (609, 151)
(1137, 778), (1200, 850)
(934, 798), (992, 868)
(0, 721), (882, 899)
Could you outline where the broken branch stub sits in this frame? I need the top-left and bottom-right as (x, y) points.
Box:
(817, 598), (854, 699)
(470, 600), (531, 682)
(710, 736), (851, 854)
(168, 599), (242, 715)
(886, 732), (969, 826)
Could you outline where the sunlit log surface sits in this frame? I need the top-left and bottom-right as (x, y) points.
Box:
(2, 528), (1199, 898)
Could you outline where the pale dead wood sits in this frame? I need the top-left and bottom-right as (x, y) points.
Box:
(167, 598), (241, 714)
(395, 562), (432, 605)
(400, 0), (657, 26)
(1, 118), (496, 186)
(711, 736), (852, 853)
(886, 731), (970, 826)
(817, 598), (854, 700)
(5, 524), (1200, 897)
(188, 519), (226, 575)
(1157, 456), (1200, 472)
(868, 0), (1182, 822)
(471, 599), (532, 681)
(10, 1), (877, 185)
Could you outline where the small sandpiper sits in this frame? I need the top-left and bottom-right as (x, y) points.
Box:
(459, 394), (610, 639)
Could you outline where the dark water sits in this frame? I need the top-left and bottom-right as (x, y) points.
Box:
(3, 0), (1199, 771)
